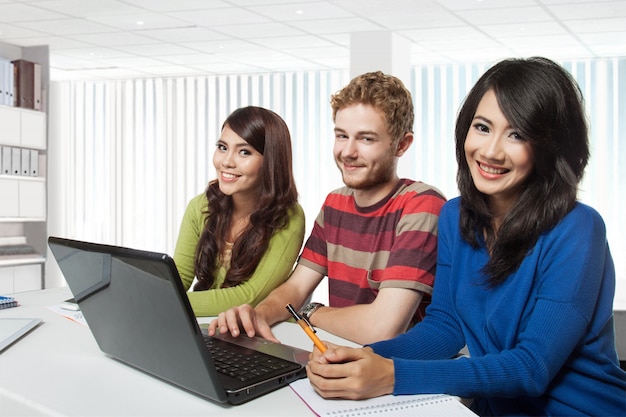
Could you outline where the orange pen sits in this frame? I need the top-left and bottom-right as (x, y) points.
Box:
(286, 303), (327, 352)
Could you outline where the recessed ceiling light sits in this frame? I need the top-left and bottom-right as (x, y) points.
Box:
(136, 20), (144, 25)
(296, 10), (303, 15)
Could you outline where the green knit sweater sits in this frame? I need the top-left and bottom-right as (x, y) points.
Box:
(173, 193), (305, 316)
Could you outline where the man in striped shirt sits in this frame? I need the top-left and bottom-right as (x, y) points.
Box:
(209, 71), (446, 345)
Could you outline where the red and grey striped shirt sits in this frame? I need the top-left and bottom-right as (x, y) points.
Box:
(298, 179), (446, 324)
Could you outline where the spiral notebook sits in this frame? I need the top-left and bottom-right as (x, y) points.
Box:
(290, 378), (478, 416)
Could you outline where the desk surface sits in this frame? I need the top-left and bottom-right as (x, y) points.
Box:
(0, 287), (360, 417)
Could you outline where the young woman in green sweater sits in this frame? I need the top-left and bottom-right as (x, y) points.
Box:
(173, 106), (304, 316)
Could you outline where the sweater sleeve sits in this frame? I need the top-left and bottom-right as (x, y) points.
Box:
(184, 203), (305, 317)
(173, 193), (206, 292)
(373, 203), (620, 405)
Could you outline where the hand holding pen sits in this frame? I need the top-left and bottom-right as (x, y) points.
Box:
(286, 303), (327, 352)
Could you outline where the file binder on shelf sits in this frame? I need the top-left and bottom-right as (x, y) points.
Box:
(1, 146), (11, 175)
(11, 147), (21, 175)
(12, 59), (41, 110)
(33, 62), (41, 110)
(29, 149), (38, 176)
(0, 57), (6, 106)
(9, 60), (15, 107)
(2, 58), (15, 107)
(20, 148), (30, 176)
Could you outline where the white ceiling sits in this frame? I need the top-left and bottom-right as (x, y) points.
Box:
(1, 0), (625, 81)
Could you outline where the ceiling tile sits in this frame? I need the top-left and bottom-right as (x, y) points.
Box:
(10, 35), (91, 49)
(50, 54), (117, 70)
(438, 0), (537, 11)
(373, 10), (466, 29)
(115, 43), (200, 57)
(180, 39), (261, 54)
(189, 61), (263, 74)
(402, 26), (487, 43)
(0, 23), (47, 39)
(86, 12), (192, 31)
(212, 22), (304, 39)
(71, 67), (152, 78)
(34, 0), (147, 17)
(169, 8), (271, 27)
(562, 17), (626, 33)
(227, 0), (305, 5)
(72, 32), (162, 47)
(479, 21), (569, 39)
(285, 45), (347, 60)
(454, 6), (554, 24)
(138, 26), (228, 43)
(247, 2), (353, 21)
(0, 3), (68, 22)
(296, 17), (384, 35)
(159, 53), (231, 65)
(94, 55), (172, 68)
(253, 35), (338, 50)
(54, 47), (134, 60)
(119, 0), (232, 12)
(547, 1), (626, 19)
(13, 18), (117, 36)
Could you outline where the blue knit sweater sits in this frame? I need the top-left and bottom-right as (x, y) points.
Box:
(370, 198), (626, 416)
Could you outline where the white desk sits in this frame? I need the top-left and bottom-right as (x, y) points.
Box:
(0, 287), (360, 416)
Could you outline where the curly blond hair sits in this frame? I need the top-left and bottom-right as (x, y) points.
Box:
(330, 71), (413, 144)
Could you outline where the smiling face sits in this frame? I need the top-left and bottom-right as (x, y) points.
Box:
(213, 125), (264, 199)
(333, 103), (410, 205)
(464, 89), (535, 215)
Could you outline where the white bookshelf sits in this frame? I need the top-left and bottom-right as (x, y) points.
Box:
(0, 41), (49, 293)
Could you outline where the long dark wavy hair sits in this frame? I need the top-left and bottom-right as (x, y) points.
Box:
(455, 57), (589, 287)
(193, 106), (298, 290)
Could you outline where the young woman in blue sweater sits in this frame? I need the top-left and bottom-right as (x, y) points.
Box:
(306, 57), (626, 416)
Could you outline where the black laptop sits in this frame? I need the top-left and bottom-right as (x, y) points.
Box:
(48, 236), (308, 405)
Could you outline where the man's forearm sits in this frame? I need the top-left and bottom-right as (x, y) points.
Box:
(255, 284), (310, 326)
(307, 305), (395, 344)
(309, 290), (422, 345)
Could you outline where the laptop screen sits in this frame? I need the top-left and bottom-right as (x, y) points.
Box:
(48, 237), (228, 403)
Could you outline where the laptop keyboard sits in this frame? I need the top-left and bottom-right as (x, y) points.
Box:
(204, 337), (295, 382)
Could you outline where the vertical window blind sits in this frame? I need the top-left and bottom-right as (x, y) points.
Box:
(49, 58), (625, 303)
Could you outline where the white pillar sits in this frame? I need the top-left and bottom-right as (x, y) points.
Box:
(349, 31), (411, 86)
